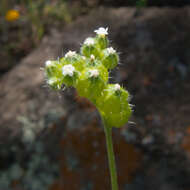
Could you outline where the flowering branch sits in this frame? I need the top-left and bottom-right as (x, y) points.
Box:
(44, 27), (133, 190)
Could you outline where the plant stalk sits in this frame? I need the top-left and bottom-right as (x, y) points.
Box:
(103, 121), (119, 190)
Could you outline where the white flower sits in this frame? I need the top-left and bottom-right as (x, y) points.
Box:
(94, 27), (108, 36)
(90, 54), (95, 60)
(84, 37), (95, 46)
(89, 69), (99, 78)
(114, 84), (121, 91)
(62, 64), (75, 77)
(82, 56), (86, 60)
(45, 60), (52, 67)
(65, 50), (76, 58)
(48, 78), (56, 85)
(107, 47), (116, 54)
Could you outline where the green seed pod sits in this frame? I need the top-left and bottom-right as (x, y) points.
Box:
(102, 110), (132, 128)
(97, 84), (132, 127)
(102, 47), (119, 69)
(76, 64), (108, 103)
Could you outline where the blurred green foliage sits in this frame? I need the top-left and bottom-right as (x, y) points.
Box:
(25, 0), (71, 43)
(0, 0), (74, 74)
(136, 0), (147, 8)
(0, 0), (72, 46)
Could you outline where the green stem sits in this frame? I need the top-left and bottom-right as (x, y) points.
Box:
(103, 120), (119, 190)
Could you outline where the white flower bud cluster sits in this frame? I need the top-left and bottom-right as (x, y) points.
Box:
(62, 64), (75, 77)
(65, 50), (76, 58)
(48, 78), (56, 85)
(107, 47), (116, 54)
(90, 54), (95, 60)
(94, 27), (108, 37)
(114, 84), (121, 91)
(89, 69), (99, 78)
(45, 60), (52, 67)
(82, 56), (86, 60)
(84, 37), (95, 46)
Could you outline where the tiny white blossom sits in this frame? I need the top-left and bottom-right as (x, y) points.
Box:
(94, 27), (108, 36)
(84, 38), (95, 46)
(45, 60), (52, 67)
(107, 47), (116, 54)
(90, 54), (95, 60)
(89, 69), (99, 78)
(82, 56), (86, 60)
(62, 64), (75, 77)
(48, 78), (56, 85)
(65, 50), (76, 58)
(114, 84), (121, 91)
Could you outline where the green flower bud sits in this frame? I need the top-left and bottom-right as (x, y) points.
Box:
(45, 60), (59, 78)
(45, 60), (65, 90)
(61, 64), (79, 87)
(62, 51), (79, 66)
(65, 50), (77, 59)
(85, 54), (100, 68)
(81, 37), (100, 58)
(76, 64), (108, 103)
(97, 84), (132, 127)
(47, 77), (62, 90)
(62, 54), (86, 72)
(102, 47), (119, 69)
(94, 27), (109, 49)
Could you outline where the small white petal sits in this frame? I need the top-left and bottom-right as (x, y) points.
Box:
(45, 60), (52, 67)
(94, 27), (108, 36)
(65, 50), (76, 58)
(84, 38), (95, 46)
(62, 64), (75, 77)
(89, 69), (99, 78)
(114, 84), (121, 91)
(107, 47), (116, 54)
(48, 78), (56, 85)
(82, 56), (86, 60)
(90, 54), (95, 60)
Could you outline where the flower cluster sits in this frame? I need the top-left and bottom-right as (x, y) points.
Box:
(44, 27), (132, 127)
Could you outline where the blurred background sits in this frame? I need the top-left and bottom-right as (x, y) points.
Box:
(0, 0), (190, 190)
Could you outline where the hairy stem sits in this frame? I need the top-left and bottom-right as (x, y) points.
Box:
(103, 120), (119, 190)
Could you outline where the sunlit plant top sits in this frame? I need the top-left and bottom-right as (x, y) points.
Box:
(44, 27), (132, 128)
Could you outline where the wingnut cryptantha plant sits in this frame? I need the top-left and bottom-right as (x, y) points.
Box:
(44, 27), (133, 190)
